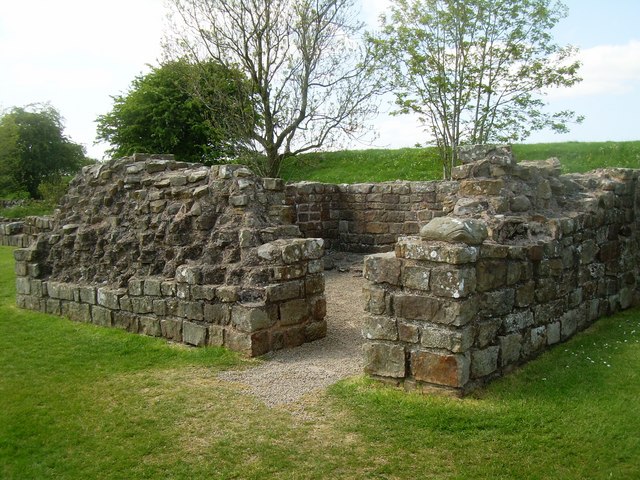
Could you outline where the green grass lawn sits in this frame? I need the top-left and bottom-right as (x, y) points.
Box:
(281, 140), (640, 183)
(1, 245), (639, 479)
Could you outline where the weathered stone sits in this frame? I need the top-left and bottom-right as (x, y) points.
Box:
(183, 321), (208, 346)
(363, 285), (388, 315)
(232, 303), (274, 332)
(91, 305), (112, 326)
(547, 321), (561, 345)
(430, 266), (476, 298)
(363, 343), (406, 378)
(393, 293), (477, 326)
(398, 320), (420, 343)
(363, 252), (402, 285)
(420, 217), (488, 245)
(475, 319), (501, 348)
(161, 318), (182, 341)
(362, 314), (397, 341)
(411, 350), (469, 388)
(471, 346), (499, 378)
(421, 325), (473, 353)
(279, 299), (310, 325)
(396, 239), (479, 264)
(499, 334), (522, 366)
(97, 287), (123, 310)
(476, 260), (507, 292)
(503, 310), (534, 334)
(402, 265), (431, 291)
(139, 317), (162, 337)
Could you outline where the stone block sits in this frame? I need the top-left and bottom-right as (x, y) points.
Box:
(560, 309), (579, 340)
(161, 318), (183, 341)
(305, 274), (325, 295)
(420, 217), (488, 245)
(402, 265), (431, 291)
(113, 311), (139, 332)
(398, 320), (420, 343)
(272, 264), (306, 280)
(411, 350), (469, 388)
(208, 325), (224, 347)
(216, 286), (239, 303)
(430, 266), (476, 298)
(502, 310), (534, 334)
(16, 277), (31, 295)
(79, 286), (97, 305)
(283, 325), (306, 348)
(305, 320), (327, 342)
(481, 289), (515, 316)
(175, 265), (201, 285)
(526, 326), (547, 355)
(46, 298), (62, 315)
(363, 285), (389, 315)
(393, 293), (477, 326)
(67, 302), (91, 323)
(232, 303), (275, 332)
(471, 346), (499, 378)
(279, 299), (310, 326)
(475, 319), (501, 348)
(515, 281), (535, 307)
(363, 252), (401, 285)
(396, 240), (479, 264)
(91, 305), (113, 327)
(421, 325), (473, 353)
(547, 321), (561, 345)
(139, 317), (162, 337)
(128, 278), (144, 296)
(204, 303), (231, 325)
(362, 314), (397, 341)
(131, 296), (153, 314)
(476, 260), (508, 292)
(143, 278), (163, 296)
(499, 334), (522, 366)
(97, 287), (123, 310)
(363, 342), (406, 378)
(183, 321), (208, 346)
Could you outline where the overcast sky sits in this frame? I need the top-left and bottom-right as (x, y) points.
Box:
(1, 0), (639, 160)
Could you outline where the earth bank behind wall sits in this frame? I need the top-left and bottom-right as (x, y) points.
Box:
(13, 155), (327, 356)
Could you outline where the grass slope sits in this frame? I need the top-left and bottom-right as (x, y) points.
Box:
(1, 245), (639, 478)
(281, 140), (640, 183)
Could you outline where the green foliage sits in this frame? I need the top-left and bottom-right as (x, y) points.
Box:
(0, 201), (55, 219)
(96, 59), (255, 164)
(0, 104), (88, 199)
(371, 0), (583, 177)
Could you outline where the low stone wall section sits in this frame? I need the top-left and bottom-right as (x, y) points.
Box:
(361, 147), (640, 395)
(14, 155), (326, 356)
(0, 216), (53, 247)
(286, 181), (459, 253)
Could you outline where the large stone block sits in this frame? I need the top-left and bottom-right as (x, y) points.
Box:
(363, 252), (402, 285)
(363, 342), (406, 378)
(279, 299), (310, 326)
(393, 293), (477, 326)
(421, 325), (473, 353)
(499, 334), (522, 367)
(232, 303), (275, 332)
(402, 265), (431, 291)
(430, 266), (476, 298)
(411, 350), (469, 388)
(161, 318), (183, 341)
(139, 317), (162, 337)
(183, 321), (208, 346)
(362, 314), (397, 341)
(402, 240), (479, 265)
(471, 346), (499, 378)
(420, 217), (488, 245)
(91, 305), (113, 327)
(476, 260), (507, 292)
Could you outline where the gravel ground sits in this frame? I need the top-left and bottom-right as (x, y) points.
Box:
(218, 253), (366, 408)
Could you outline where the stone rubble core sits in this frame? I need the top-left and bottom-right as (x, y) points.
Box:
(362, 145), (640, 395)
(13, 155), (327, 356)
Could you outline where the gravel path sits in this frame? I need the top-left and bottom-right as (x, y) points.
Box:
(218, 256), (366, 408)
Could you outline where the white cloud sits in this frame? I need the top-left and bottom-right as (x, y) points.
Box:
(547, 40), (640, 98)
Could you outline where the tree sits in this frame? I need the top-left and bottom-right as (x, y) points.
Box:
(0, 104), (87, 199)
(165, 0), (382, 177)
(372, 0), (583, 178)
(96, 59), (255, 164)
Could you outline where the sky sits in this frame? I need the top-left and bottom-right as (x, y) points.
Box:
(1, 0), (639, 160)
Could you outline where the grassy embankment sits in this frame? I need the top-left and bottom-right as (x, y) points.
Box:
(281, 140), (640, 183)
(1, 245), (639, 478)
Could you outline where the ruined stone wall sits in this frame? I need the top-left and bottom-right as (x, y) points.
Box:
(286, 180), (459, 253)
(14, 155), (326, 356)
(361, 146), (640, 395)
(0, 216), (52, 247)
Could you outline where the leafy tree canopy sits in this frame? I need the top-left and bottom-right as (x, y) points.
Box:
(372, 0), (583, 178)
(96, 59), (256, 164)
(0, 104), (88, 199)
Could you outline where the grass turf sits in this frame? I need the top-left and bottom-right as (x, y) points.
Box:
(281, 140), (640, 183)
(1, 245), (639, 478)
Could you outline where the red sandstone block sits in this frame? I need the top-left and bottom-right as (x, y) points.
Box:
(411, 350), (469, 388)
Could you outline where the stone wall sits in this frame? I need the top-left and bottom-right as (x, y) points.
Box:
(361, 146), (640, 395)
(14, 155), (326, 356)
(286, 180), (459, 252)
(0, 216), (52, 247)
